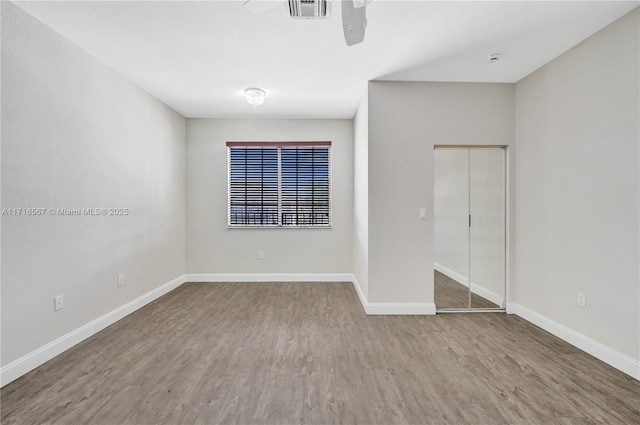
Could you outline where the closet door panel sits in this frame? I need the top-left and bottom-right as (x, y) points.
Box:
(434, 149), (470, 309)
(469, 149), (506, 309)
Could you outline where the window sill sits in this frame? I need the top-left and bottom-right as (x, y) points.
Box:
(227, 225), (332, 230)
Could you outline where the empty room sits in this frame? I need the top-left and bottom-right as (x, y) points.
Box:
(1, 0), (639, 424)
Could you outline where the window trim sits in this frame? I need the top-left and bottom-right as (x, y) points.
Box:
(227, 141), (332, 229)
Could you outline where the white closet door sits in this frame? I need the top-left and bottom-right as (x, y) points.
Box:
(434, 147), (506, 311)
(434, 149), (470, 309)
(469, 148), (506, 309)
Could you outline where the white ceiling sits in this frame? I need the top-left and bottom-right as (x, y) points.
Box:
(15, 0), (639, 119)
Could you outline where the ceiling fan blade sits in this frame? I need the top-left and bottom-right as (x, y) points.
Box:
(342, 0), (367, 46)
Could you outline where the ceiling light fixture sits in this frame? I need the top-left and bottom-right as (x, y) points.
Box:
(244, 88), (266, 108)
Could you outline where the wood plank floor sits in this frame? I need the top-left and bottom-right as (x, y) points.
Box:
(1, 282), (638, 424)
(434, 271), (500, 309)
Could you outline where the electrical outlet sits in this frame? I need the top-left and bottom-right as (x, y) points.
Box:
(577, 292), (586, 308)
(258, 251), (264, 260)
(118, 275), (124, 287)
(54, 295), (64, 312)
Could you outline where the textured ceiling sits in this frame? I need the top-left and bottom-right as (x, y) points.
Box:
(14, 1), (639, 119)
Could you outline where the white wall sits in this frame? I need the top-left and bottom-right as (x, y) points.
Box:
(367, 81), (515, 304)
(514, 8), (639, 363)
(186, 119), (353, 275)
(353, 93), (369, 296)
(1, 1), (185, 369)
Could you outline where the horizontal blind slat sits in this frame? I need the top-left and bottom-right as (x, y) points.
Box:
(229, 144), (330, 226)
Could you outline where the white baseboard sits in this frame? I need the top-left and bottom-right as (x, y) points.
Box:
(0, 275), (186, 387)
(435, 263), (504, 307)
(350, 274), (369, 313)
(435, 263), (469, 286)
(468, 283), (504, 308)
(184, 273), (354, 283)
(365, 302), (437, 315)
(351, 275), (436, 315)
(507, 303), (640, 381)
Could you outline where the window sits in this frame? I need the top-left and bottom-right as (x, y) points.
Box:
(228, 141), (331, 227)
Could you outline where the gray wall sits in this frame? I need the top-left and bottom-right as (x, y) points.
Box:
(186, 119), (353, 274)
(1, 2), (186, 366)
(366, 81), (515, 303)
(514, 8), (639, 360)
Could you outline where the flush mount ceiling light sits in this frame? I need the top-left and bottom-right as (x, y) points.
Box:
(485, 53), (501, 63)
(244, 88), (266, 108)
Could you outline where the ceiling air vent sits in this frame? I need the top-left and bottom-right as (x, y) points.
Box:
(289, 0), (330, 18)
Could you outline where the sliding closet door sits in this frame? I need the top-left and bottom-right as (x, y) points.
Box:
(434, 146), (506, 311)
(469, 148), (506, 309)
(434, 149), (470, 309)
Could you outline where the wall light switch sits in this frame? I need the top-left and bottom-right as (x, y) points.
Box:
(54, 295), (64, 312)
(419, 208), (427, 219)
(577, 292), (586, 308)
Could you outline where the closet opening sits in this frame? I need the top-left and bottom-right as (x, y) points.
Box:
(434, 146), (507, 312)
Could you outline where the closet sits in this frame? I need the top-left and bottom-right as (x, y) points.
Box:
(434, 146), (506, 311)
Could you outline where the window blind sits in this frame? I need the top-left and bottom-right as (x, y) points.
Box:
(227, 142), (331, 227)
